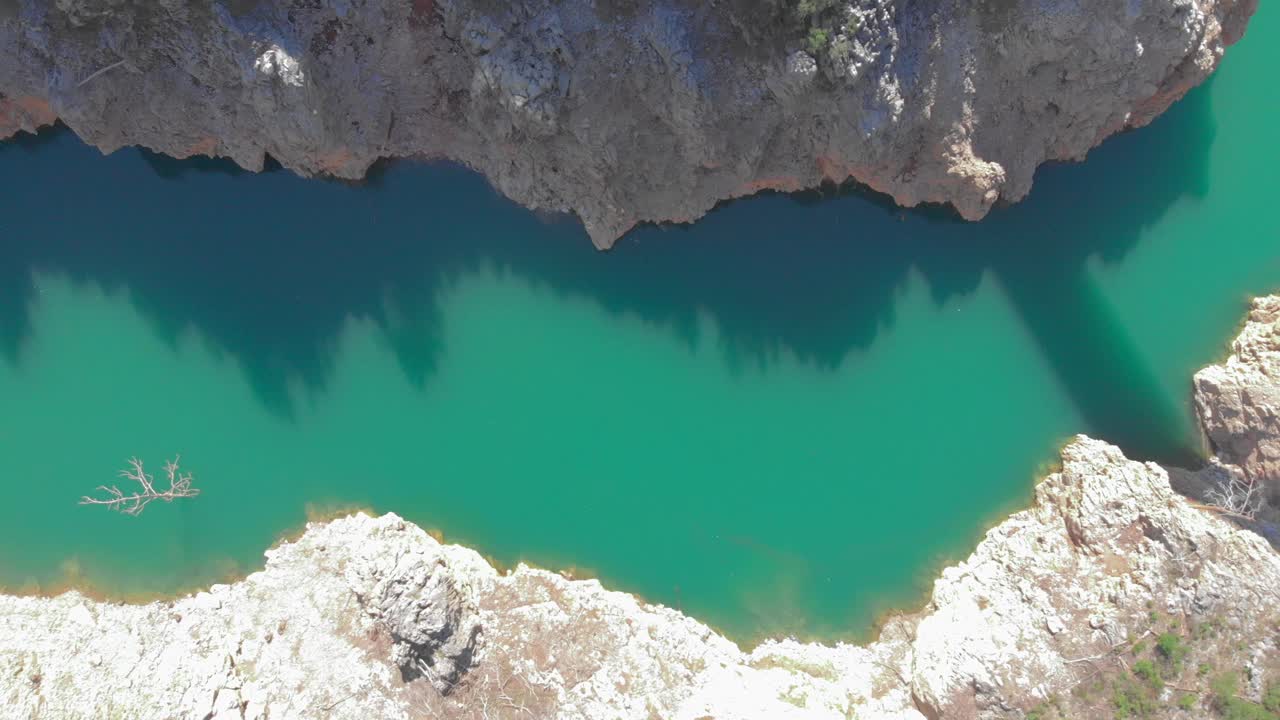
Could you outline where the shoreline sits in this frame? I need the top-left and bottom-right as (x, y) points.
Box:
(0, 432), (1122, 650)
(0, 0), (1255, 247)
(0, 426), (1236, 649)
(2, 297), (1277, 718)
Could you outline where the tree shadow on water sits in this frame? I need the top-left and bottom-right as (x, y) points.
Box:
(0, 80), (1215, 462)
(978, 87), (1217, 466)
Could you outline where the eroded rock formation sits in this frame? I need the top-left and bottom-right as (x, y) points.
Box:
(3, 298), (1280, 719)
(1196, 296), (1280, 510)
(366, 556), (481, 692)
(0, 0), (1259, 247)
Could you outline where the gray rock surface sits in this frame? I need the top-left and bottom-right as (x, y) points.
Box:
(0, 0), (1258, 247)
(1196, 296), (1280, 504)
(4, 298), (1280, 718)
(369, 557), (481, 692)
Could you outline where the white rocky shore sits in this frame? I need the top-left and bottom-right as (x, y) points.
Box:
(0, 0), (1260, 246)
(3, 300), (1280, 719)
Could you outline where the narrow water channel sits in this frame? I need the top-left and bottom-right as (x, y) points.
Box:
(0, 3), (1275, 642)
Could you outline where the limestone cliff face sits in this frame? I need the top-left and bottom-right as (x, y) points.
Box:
(4, 301), (1280, 719)
(0, 0), (1258, 247)
(1196, 296), (1280, 512)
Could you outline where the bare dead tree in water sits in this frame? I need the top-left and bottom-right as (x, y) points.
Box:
(1205, 470), (1264, 520)
(80, 456), (200, 515)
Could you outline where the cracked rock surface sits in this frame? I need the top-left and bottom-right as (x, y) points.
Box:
(0, 0), (1259, 247)
(1196, 296), (1280, 503)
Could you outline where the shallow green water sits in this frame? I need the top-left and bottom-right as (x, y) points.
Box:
(1, 7), (1278, 642)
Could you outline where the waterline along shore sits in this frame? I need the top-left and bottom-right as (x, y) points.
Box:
(3, 296), (1280, 719)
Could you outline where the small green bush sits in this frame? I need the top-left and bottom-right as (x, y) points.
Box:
(1133, 660), (1163, 691)
(1265, 683), (1280, 714)
(1113, 675), (1158, 719)
(1213, 671), (1241, 705)
(805, 27), (828, 53)
(1220, 700), (1278, 720)
(791, 0), (842, 22)
(1210, 672), (1280, 720)
(1213, 671), (1244, 702)
(1178, 694), (1198, 711)
(1157, 633), (1189, 674)
(825, 35), (852, 72)
(1195, 616), (1225, 640)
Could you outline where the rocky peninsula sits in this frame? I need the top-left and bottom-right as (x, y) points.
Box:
(0, 0), (1259, 246)
(1, 297), (1278, 719)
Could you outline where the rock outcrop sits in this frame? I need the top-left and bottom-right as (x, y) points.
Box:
(0, 0), (1259, 247)
(366, 555), (482, 692)
(4, 301), (1280, 719)
(1196, 296), (1280, 508)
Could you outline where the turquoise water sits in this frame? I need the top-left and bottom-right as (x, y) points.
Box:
(0, 6), (1277, 642)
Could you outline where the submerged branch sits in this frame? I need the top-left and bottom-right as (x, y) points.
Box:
(80, 456), (200, 516)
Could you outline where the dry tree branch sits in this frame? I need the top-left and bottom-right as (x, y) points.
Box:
(80, 456), (200, 515)
(1205, 471), (1264, 520)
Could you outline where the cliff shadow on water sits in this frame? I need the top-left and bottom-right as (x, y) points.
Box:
(0, 78), (1215, 466)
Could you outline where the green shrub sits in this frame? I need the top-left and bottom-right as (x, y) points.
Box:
(826, 34), (852, 72)
(1220, 699), (1278, 720)
(722, 0), (845, 54)
(805, 27), (828, 53)
(1113, 675), (1158, 719)
(1133, 660), (1163, 691)
(1178, 694), (1198, 711)
(1196, 616), (1225, 641)
(1213, 671), (1244, 702)
(1213, 672), (1241, 706)
(791, 0), (842, 23)
(1157, 633), (1189, 674)
(1265, 683), (1280, 714)
(1210, 672), (1280, 720)
(790, 0), (853, 79)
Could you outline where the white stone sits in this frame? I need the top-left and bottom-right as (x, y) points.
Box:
(254, 44), (305, 87)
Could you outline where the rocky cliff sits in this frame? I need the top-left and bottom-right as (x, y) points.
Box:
(1195, 297), (1280, 523)
(0, 0), (1259, 247)
(3, 300), (1280, 719)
